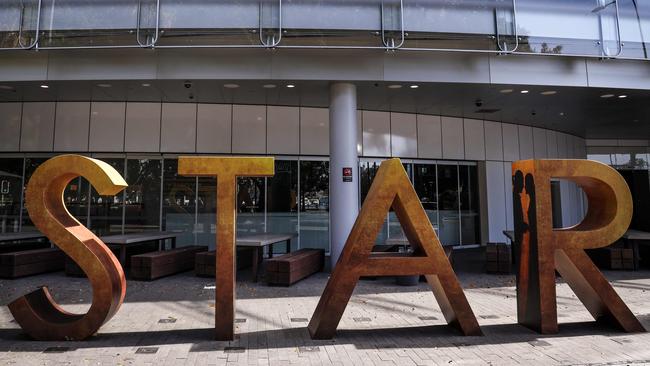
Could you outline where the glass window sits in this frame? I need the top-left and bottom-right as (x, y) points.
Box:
(89, 158), (124, 236)
(414, 163), (439, 235)
(388, 163), (412, 239)
(359, 160), (388, 245)
(459, 165), (480, 245)
(300, 160), (330, 252)
(197, 177), (217, 249)
(267, 160), (298, 251)
(236, 177), (266, 234)
(162, 159), (195, 246)
(64, 176), (90, 226)
(437, 164), (460, 246)
(21, 157), (48, 232)
(0, 158), (23, 233)
(588, 154), (613, 166)
(125, 158), (161, 233)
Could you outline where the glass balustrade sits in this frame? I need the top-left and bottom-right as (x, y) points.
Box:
(0, 0), (648, 58)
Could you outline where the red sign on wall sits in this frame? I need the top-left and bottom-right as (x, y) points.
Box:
(342, 167), (353, 182)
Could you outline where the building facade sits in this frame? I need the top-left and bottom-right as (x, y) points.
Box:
(0, 0), (649, 264)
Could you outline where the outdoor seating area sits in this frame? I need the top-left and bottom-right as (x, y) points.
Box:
(0, 230), (333, 286)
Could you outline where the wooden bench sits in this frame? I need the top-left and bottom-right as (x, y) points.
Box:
(266, 248), (324, 286)
(195, 247), (255, 277)
(0, 248), (64, 278)
(131, 245), (208, 281)
(486, 242), (511, 274)
(65, 242), (160, 277)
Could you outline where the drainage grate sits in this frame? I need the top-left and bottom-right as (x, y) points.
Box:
(480, 315), (499, 319)
(224, 347), (246, 353)
(353, 317), (371, 323)
(135, 347), (159, 354)
(234, 318), (247, 324)
(298, 346), (320, 353)
(43, 347), (70, 353)
(529, 340), (551, 347)
(158, 318), (177, 324)
(291, 318), (309, 323)
(418, 316), (438, 321)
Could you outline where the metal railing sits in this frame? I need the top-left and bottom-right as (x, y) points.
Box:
(0, 0), (41, 51)
(0, 0), (645, 61)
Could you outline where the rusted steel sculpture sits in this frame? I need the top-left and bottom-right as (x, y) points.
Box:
(179, 157), (274, 341)
(308, 159), (482, 339)
(513, 159), (645, 334)
(9, 155), (128, 341)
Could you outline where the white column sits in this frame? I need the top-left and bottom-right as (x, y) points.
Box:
(329, 83), (359, 269)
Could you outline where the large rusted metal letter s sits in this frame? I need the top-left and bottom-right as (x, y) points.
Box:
(9, 155), (128, 341)
(179, 157), (274, 341)
(308, 159), (481, 339)
(513, 159), (645, 334)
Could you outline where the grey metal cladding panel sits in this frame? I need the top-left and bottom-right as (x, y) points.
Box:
(489, 54), (588, 87)
(484, 121), (503, 161)
(0, 52), (48, 81)
(586, 59), (650, 90)
(20, 102), (55, 152)
(384, 52), (490, 83)
(0, 103), (21, 151)
(47, 50), (158, 80)
(271, 50), (383, 81)
(157, 49), (273, 79)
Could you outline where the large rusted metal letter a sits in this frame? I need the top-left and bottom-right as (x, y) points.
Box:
(179, 157), (274, 341)
(308, 159), (481, 339)
(513, 159), (645, 334)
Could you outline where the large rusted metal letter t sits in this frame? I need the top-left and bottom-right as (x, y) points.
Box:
(179, 157), (274, 341)
(513, 159), (645, 334)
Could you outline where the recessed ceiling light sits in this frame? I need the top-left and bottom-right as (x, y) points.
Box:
(600, 94), (615, 98)
(141, 83), (151, 87)
(520, 90), (529, 94)
(223, 83), (240, 89)
(0, 85), (14, 90)
(559, 112), (565, 116)
(409, 85), (419, 89)
(40, 85), (49, 89)
(286, 84), (296, 88)
(618, 95), (627, 99)
(499, 89), (514, 94)
(97, 83), (112, 88)
(387, 84), (403, 89)
(541, 90), (557, 95)
(263, 84), (277, 89)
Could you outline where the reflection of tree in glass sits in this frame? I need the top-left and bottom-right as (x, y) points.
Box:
(300, 161), (329, 212)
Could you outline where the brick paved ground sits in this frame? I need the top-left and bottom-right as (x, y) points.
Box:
(1, 263), (650, 365)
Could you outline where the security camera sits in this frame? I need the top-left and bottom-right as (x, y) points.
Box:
(475, 99), (483, 108)
(184, 81), (193, 89)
